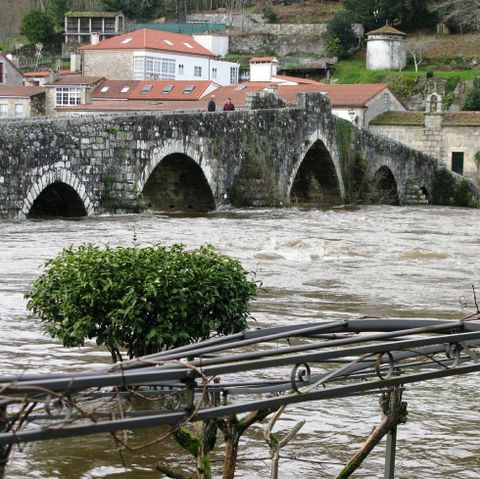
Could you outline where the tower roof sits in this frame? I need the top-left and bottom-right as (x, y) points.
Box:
(367, 25), (407, 37)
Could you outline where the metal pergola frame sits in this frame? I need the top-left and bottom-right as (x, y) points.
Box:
(1, 314), (480, 477)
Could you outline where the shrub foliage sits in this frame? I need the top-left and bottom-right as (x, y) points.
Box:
(26, 244), (258, 361)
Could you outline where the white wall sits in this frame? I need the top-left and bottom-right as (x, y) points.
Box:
(133, 51), (238, 85)
(193, 34), (229, 58)
(366, 36), (406, 71)
(250, 62), (277, 82)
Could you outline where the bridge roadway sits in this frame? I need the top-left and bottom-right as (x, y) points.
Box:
(0, 93), (439, 219)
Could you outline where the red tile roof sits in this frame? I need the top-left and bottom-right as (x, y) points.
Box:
(309, 83), (390, 107)
(250, 57), (278, 63)
(23, 70), (81, 78)
(196, 82), (390, 109)
(80, 29), (216, 57)
(46, 76), (104, 86)
(0, 86), (45, 97)
(272, 75), (322, 85)
(92, 79), (217, 101)
(61, 100), (205, 112)
(60, 81), (394, 113)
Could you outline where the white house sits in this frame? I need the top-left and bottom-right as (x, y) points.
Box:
(80, 29), (239, 86)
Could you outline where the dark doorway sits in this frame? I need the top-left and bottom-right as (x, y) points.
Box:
(451, 152), (464, 175)
(290, 140), (342, 207)
(28, 182), (87, 218)
(142, 154), (215, 212)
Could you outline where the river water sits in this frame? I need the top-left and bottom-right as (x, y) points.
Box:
(1, 205), (480, 478)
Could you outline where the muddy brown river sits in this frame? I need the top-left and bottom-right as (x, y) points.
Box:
(1, 205), (479, 478)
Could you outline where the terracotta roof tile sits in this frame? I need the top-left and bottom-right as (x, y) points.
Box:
(61, 100), (205, 112)
(0, 86), (45, 97)
(80, 28), (215, 57)
(92, 79), (217, 101)
(272, 75), (322, 85)
(250, 57), (278, 63)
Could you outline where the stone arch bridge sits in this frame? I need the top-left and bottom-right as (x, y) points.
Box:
(0, 93), (438, 220)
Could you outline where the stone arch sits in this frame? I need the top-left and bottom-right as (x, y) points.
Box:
(138, 141), (216, 212)
(19, 169), (94, 219)
(288, 131), (345, 207)
(371, 166), (399, 205)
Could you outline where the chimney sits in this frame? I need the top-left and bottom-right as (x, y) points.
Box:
(249, 57), (279, 82)
(91, 32), (101, 45)
(70, 52), (81, 72)
(47, 70), (60, 84)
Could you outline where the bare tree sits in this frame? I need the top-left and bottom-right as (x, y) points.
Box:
(406, 36), (435, 73)
(431, 0), (480, 32)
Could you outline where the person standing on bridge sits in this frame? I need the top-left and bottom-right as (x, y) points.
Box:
(207, 95), (216, 112)
(223, 97), (235, 111)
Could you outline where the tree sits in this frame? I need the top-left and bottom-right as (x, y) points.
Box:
(342, 0), (434, 32)
(431, 0), (480, 33)
(20, 9), (56, 45)
(49, 0), (70, 28)
(26, 243), (258, 361)
(406, 36), (435, 72)
(324, 10), (357, 59)
(463, 84), (480, 110)
(102, 0), (166, 21)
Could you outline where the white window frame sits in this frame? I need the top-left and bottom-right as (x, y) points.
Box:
(230, 66), (238, 84)
(134, 56), (176, 80)
(194, 66), (202, 77)
(212, 67), (217, 79)
(55, 87), (81, 107)
(0, 103), (7, 117)
(14, 103), (24, 117)
(178, 64), (184, 75)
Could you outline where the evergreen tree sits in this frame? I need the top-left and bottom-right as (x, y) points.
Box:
(342, 0), (435, 32)
(20, 9), (56, 45)
(324, 10), (357, 59)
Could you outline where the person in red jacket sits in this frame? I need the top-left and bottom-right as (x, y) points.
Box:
(223, 97), (235, 111)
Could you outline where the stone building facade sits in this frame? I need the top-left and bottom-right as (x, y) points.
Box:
(0, 87), (45, 118)
(370, 93), (480, 181)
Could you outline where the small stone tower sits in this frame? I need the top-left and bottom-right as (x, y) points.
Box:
(424, 91), (443, 129)
(366, 25), (407, 71)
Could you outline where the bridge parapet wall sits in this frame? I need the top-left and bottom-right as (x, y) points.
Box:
(0, 93), (442, 219)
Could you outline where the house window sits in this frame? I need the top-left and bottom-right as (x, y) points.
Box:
(134, 56), (175, 80)
(162, 84), (174, 93)
(0, 104), (7, 117)
(55, 87), (81, 107)
(451, 152), (464, 175)
(194, 66), (202, 77)
(141, 84), (153, 93)
(15, 104), (24, 117)
(100, 86), (109, 93)
(212, 67), (217, 79)
(230, 67), (238, 84)
(178, 64), (184, 75)
(184, 85), (195, 94)
(120, 86), (130, 93)
(0, 62), (3, 83)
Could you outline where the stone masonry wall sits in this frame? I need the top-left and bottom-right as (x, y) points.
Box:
(370, 122), (479, 180)
(0, 94), (441, 219)
(82, 50), (133, 79)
